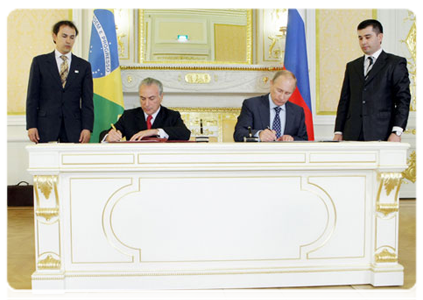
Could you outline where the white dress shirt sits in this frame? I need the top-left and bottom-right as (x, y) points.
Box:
(255, 95), (286, 140)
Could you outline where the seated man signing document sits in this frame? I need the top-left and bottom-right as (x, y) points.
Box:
(233, 70), (308, 142)
(101, 77), (191, 142)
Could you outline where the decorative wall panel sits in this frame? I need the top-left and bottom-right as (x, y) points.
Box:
(7, 9), (70, 115)
(316, 9), (373, 115)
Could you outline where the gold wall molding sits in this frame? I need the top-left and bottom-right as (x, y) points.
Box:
(402, 151), (416, 183)
(171, 107), (240, 113)
(121, 65), (284, 71)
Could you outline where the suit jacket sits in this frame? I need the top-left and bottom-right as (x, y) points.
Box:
(99, 106), (191, 141)
(26, 51), (94, 143)
(233, 94), (308, 142)
(334, 51), (411, 141)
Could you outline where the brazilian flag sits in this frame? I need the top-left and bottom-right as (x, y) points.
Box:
(88, 9), (124, 142)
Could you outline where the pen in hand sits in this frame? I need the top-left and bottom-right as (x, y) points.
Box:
(111, 123), (117, 131)
(266, 126), (278, 141)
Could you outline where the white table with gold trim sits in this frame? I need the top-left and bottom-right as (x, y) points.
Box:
(27, 141), (408, 289)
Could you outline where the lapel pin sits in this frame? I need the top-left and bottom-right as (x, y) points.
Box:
(75, 70), (79, 73)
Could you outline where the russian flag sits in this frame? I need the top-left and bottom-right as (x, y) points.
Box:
(283, 9), (315, 141)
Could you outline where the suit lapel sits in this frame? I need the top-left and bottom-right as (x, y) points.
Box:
(64, 54), (79, 89)
(136, 109), (148, 130)
(365, 51), (387, 84)
(259, 95), (270, 129)
(46, 51), (63, 87)
(353, 56), (366, 83)
(152, 107), (166, 128)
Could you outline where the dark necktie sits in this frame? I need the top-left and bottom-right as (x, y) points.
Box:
(365, 56), (374, 79)
(272, 107), (282, 139)
(146, 115), (153, 129)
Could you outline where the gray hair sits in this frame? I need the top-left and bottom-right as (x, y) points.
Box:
(139, 77), (163, 95)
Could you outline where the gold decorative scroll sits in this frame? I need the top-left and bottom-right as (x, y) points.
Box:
(34, 175), (60, 221)
(378, 173), (403, 197)
(403, 11), (416, 111)
(402, 151), (416, 184)
(405, 21), (416, 61)
(376, 173), (402, 217)
(34, 175), (57, 200)
(375, 249), (398, 263)
(37, 254), (61, 270)
(184, 73), (211, 84)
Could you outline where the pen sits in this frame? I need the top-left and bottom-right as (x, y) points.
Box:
(111, 123), (116, 131)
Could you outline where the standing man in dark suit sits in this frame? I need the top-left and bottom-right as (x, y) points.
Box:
(334, 19), (411, 142)
(234, 70), (308, 142)
(101, 77), (190, 142)
(26, 20), (94, 143)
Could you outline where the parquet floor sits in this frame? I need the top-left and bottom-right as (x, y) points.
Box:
(5, 200), (420, 300)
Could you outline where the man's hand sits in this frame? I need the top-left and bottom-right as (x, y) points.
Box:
(79, 129), (91, 143)
(130, 129), (160, 141)
(333, 133), (343, 141)
(277, 135), (294, 142)
(387, 133), (401, 142)
(259, 129), (277, 142)
(106, 129), (123, 142)
(28, 128), (40, 143)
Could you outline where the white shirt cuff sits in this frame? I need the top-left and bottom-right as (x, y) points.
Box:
(392, 126), (403, 133)
(157, 128), (169, 139)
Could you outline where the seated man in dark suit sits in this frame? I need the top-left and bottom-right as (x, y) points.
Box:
(100, 77), (190, 142)
(234, 70), (308, 142)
